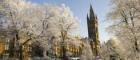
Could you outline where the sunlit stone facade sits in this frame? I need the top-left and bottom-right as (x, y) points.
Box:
(52, 38), (84, 58)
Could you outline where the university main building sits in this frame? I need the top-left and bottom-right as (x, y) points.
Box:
(87, 5), (100, 56)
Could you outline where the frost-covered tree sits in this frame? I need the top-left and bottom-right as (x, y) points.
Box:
(0, 0), (80, 59)
(107, 0), (140, 60)
(100, 38), (126, 60)
(78, 38), (93, 60)
(0, 0), (47, 58)
(41, 4), (79, 58)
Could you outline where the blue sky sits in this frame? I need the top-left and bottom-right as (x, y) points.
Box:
(29, 0), (111, 42)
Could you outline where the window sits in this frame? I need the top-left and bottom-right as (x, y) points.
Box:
(5, 44), (9, 50)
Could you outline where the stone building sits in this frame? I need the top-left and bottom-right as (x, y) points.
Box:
(87, 5), (100, 56)
(0, 29), (31, 60)
(51, 37), (83, 58)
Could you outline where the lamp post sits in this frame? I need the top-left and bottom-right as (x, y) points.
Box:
(19, 38), (31, 60)
(60, 31), (67, 60)
(61, 42), (66, 60)
(19, 45), (23, 60)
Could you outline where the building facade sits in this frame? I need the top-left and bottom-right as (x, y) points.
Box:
(0, 29), (31, 60)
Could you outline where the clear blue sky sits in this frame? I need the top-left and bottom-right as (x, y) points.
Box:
(29, 0), (111, 42)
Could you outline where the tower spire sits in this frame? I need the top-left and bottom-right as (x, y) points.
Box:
(87, 0), (100, 57)
(89, 0), (95, 19)
(89, 2), (95, 20)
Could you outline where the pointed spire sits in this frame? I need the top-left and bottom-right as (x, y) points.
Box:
(87, 14), (89, 21)
(90, 5), (94, 18)
(89, 0), (94, 16)
(90, 4), (93, 11)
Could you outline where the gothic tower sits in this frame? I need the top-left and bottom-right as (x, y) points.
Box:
(87, 5), (100, 56)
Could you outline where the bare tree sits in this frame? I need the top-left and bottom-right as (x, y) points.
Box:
(0, 0), (80, 59)
(107, 0), (140, 60)
(42, 4), (79, 59)
(0, 0), (48, 58)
